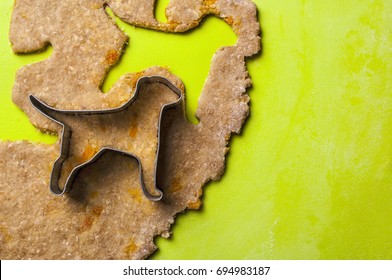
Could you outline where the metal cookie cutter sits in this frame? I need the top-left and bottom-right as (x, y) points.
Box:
(29, 76), (184, 201)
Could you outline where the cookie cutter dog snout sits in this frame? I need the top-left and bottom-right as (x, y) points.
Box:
(29, 76), (184, 201)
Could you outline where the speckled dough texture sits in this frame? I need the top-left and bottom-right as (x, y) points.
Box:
(1, 0), (260, 259)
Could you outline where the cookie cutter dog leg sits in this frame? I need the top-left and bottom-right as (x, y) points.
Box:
(29, 76), (184, 201)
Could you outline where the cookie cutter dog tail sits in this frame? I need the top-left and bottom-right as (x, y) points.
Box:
(29, 76), (185, 201)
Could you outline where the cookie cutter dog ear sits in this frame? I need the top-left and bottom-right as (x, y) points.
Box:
(29, 76), (184, 201)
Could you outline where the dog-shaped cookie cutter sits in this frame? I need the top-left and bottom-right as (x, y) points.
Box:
(29, 76), (184, 201)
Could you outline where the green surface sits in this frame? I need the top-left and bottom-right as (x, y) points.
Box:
(103, 6), (237, 124)
(1, 0), (392, 259)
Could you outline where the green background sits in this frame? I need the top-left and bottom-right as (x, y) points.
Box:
(1, 0), (391, 259)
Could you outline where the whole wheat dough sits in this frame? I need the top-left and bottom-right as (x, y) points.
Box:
(0, 0), (260, 259)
